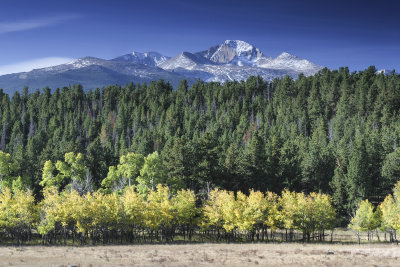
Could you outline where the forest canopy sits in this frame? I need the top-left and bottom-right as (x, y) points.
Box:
(0, 66), (400, 223)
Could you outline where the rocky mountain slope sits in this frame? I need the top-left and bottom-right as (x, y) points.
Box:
(0, 40), (323, 93)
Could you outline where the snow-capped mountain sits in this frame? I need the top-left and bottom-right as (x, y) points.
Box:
(0, 40), (324, 93)
(24, 56), (183, 79)
(0, 56), (191, 93)
(197, 40), (264, 66)
(159, 52), (215, 70)
(113, 51), (170, 66)
(257, 52), (322, 76)
(159, 40), (323, 82)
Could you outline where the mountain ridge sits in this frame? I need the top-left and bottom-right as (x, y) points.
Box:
(0, 40), (324, 93)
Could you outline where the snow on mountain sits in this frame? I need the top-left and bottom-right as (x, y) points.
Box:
(0, 39), (325, 93)
(195, 45), (219, 61)
(159, 52), (214, 70)
(42, 56), (171, 78)
(113, 51), (170, 66)
(197, 40), (264, 66)
(159, 40), (323, 82)
(173, 64), (296, 83)
(257, 52), (322, 76)
(40, 57), (104, 72)
(0, 56), (190, 93)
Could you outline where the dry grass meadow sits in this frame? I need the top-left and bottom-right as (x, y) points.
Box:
(0, 242), (399, 267)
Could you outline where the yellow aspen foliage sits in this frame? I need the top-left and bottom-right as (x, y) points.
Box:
(310, 192), (336, 232)
(349, 199), (377, 232)
(144, 184), (174, 231)
(37, 186), (62, 236)
(56, 190), (75, 229)
(82, 191), (109, 234)
(172, 188), (198, 226)
(293, 192), (310, 233)
(236, 190), (267, 232)
(122, 186), (145, 227)
(1, 181), (344, 244)
(390, 180), (400, 231)
(14, 189), (37, 229)
(201, 189), (237, 232)
(0, 187), (14, 231)
(101, 192), (124, 230)
(71, 191), (91, 234)
(380, 193), (400, 231)
(58, 190), (83, 232)
(279, 189), (298, 230)
(218, 190), (237, 233)
(293, 192), (335, 236)
(235, 191), (249, 231)
(0, 188), (37, 235)
(394, 181), (400, 203)
(201, 188), (228, 230)
(264, 191), (280, 230)
(86, 191), (103, 232)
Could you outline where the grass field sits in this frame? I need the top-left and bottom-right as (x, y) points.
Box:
(0, 243), (399, 267)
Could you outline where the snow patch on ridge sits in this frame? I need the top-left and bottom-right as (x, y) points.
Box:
(113, 51), (170, 66)
(159, 40), (323, 82)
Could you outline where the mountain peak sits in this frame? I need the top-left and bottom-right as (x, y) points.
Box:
(0, 40), (324, 93)
(198, 40), (264, 65)
(159, 51), (214, 70)
(257, 51), (322, 76)
(113, 51), (170, 66)
(223, 40), (255, 52)
(65, 57), (106, 69)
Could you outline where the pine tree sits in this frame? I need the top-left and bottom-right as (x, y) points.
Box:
(345, 130), (370, 212)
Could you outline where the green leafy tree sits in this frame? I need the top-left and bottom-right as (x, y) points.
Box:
(40, 160), (63, 189)
(102, 152), (145, 191)
(137, 152), (166, 195)
(119, 153), (144, 187)
(349, 200), (379, 244)
(0, 151), (18, 191)
(379, 181), (400, 241)
(55, 152), (86, 184)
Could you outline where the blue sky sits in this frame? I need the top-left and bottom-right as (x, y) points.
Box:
(0, 0), (399, 74)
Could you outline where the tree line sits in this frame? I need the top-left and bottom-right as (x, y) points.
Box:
(1, 149), (400, 245)
(349, 181), (400, 244)
(0, 66), (400, 224)
(0, 168), (336, 245)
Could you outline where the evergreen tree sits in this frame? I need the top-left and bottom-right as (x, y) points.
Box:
(345, 129), (370, 212)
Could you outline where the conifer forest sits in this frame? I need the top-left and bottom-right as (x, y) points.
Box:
(1, 66), (400, 244)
